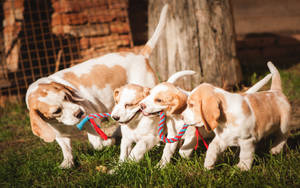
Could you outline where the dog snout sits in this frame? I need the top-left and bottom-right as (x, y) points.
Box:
(74, 109), (84, 119)
(112, 115), (120, 121)
(140, 103), (146, 110)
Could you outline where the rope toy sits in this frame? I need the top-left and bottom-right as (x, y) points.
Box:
(158, 111), (208, 150)
(77, 113), (111, 140)
(76, 111), (208, 150)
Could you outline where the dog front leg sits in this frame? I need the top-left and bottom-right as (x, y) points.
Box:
(120, 138), (133, 162)
(56, 137), (74, 168)
(204, 137), (227, 170)
(129, 137), (157, 162)
(158, 142), (178, 168)
(237, 138), (255, 171)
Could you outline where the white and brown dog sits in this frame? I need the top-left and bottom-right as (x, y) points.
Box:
(111, 71), (195, 163)
(25, 5), (169, 168)
(182, 62), (291, 171)
(139, 81), (213, 167)
(139, 72), (273, 167)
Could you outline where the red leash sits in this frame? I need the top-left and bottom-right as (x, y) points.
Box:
(194, 127), (208, 150)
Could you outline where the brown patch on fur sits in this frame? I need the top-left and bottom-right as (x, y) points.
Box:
(188, 84), (220, 131)
(246, 92), (282, 138)
(140, 45), (152, 57)
(114, 84), (150, 106)
(154, 82), (187, 114)
(28, 89), (56, 142)
(63, 65), (128, 90)
(145, 58), (158, 84)
(242, 100), (251, 117)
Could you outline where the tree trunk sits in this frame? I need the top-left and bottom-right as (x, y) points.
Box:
(148, 0), (242, 90)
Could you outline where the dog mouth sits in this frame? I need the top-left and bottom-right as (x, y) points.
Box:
(141, 110), (162, 117)
(118, 109), (141, 124)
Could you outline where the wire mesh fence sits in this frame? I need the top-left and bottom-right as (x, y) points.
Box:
(0, 0), (146, 101)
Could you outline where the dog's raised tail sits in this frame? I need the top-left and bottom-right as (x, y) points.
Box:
(245, 74), (272, 94)
(140, 4), (168, 58)
(267, 61), (282, 91)
(167, 70), (196, 84)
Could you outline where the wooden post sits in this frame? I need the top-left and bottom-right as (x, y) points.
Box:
(148, 0), (242, 90)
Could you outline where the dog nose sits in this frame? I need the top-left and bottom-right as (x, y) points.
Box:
(140, 103), (146, 110)
(112, 115), (120, 121)
(74, 109), (84, 119)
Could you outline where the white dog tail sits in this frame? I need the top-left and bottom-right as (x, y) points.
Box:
(267, 61), (282, 91)
(140, 4), (168, 58)
(245, 73), (272, 94)
(167, 70), (196, 84)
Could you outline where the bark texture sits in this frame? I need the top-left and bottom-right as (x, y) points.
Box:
(148, 0), (242, 90)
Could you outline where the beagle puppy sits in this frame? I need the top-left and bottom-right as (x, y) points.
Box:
(182, 62), (291, 171)
(111, 71), (195, 163)
(25, 5), (169, 168)
(139, 81), (214, 167)
(140, 72), (272, 168)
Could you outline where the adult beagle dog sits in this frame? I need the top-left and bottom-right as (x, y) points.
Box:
(111, 71), (195, 163)
(182, 62), (291, 170)
(139, 72), (272, 167)
(26, 5), (169, 168)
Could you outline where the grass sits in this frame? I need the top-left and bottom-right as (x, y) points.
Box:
(0, 67), (300, 187)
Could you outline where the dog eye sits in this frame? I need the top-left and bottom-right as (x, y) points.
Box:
(189, 103), (194, 108)
(155, 98), (162, 103)
(53, 107), (62, 114)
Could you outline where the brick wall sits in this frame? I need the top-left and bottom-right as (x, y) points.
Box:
(51, 0), (134, 63)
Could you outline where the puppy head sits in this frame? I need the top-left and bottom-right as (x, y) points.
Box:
(183, 83), (221, 131)
(112, 84), (150, 123)
(28, 82), (85, 142)
(140, 82), (187, 116)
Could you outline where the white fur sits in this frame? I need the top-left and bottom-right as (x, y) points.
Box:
(182, 65), (290, 171)
(26, 4), (169, 168)
(139, 83), (213, 167)
(111, 70), (196, 165)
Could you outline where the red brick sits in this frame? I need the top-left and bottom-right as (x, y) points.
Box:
(79, 37), (90, 49)
(69, 24), (110, 37)
(108, 0), (128, 9)
(52, 0), (79, 13)
(110, 21), (130, 34)
(3, 0), (24, 11)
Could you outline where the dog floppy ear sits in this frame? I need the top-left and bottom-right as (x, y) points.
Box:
(49, 82), (84, 102)
(29, 108), (56, 142)
(199, 91), (220, 132)
(169, 92), (187, 115)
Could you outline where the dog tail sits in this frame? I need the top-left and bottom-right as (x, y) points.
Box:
(245, 73), (272, 94)
(267, 61), (282, 91)
(140, 4), (168, 58)
(167, 70), (196, 83)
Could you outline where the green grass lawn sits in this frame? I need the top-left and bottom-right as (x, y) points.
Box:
(1, 66), (300, 187)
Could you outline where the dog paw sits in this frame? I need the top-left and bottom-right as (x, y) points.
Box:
(204, 160), (215, 170)
(237, 162), (250, 171)
(156, 160), (167, 169)
(270, 146), (283, 155)
(103, 138), (115, 147)
(59, 160), (74, 169)
(204, 165), (214, 170)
